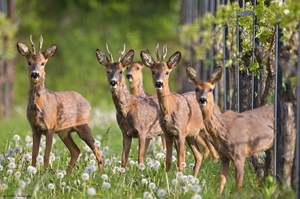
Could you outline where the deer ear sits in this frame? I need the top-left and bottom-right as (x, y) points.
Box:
(43, 45), (58, 59)
(96, 49), (109, 66)
(16, 42), (30, 56)
(140, 51), (155, 68)
(121, 49), (134, 67)
(209, 66), (223, 85)
(186, 66), (199, 85)
(167, 51), (181, 69)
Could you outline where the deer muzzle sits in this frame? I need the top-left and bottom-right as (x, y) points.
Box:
(199, 97), (207, 106)
(126, 74), (133, 82)
(155, 81), (163, 90)
(31, 71), (40, 80)
(110, 79), (118, 88)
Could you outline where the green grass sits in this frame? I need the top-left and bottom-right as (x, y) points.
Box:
(0, 110), (295, 198)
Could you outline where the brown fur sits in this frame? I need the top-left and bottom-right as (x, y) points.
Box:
(141, 49), (218, 177)
(186, 66), (274, 192)
(96, 48), (163, 167)
(17, 36), (102, 175)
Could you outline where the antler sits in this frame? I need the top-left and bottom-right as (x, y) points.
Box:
(162, 45), (167, 60)
(118, 44), (126, 62)
(30, 35), (36, 54)
(155, 43), (160, 61)
(106, 43), (114, 61)
(38, 35), (43, 53)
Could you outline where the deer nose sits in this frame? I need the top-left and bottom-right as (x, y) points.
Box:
(110, 80), (117, 87)
(126, 74), (133, 81)
(31, 71), (40, 79)
(155, 81), (163, 89)
(199, 98), (207, 105)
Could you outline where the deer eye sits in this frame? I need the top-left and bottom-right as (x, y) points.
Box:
(195, 88), (200, 92)
(119, 71), (123, 75)
(208, 88), (213, 92)
(41, 62), (45, 66)
(152, 71), (155, 76)
(27, 62), (31, 66)
(165, 72), (169, 76)
(136, 67), (140, 70)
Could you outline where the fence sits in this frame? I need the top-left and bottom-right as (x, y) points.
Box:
(182, 0), (299, 194)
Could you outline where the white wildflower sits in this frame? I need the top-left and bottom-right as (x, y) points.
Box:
(153, 160), (161, 169)
(27, 166), (37, 174)
(155, 152), (165, 159)
(102, 182), (111, 189)
(157, 189), (167, 198)
(37, 155), (44, 163)
(129, 160), (135, 165)
(25, 135), (32, 143)
(191, 184), (201, 193)
(13, 134), (20, 141)
(50, 154), (56, 162)
(47, 183), (55, 190)
(57, 172), (64, 179)
(14, 146), (22, 154)
(15, 171), (21, 179)
(104, 159), (111, 165)
(138, 163), (146, 171)
(192, 194), (202, 199)
(85, 165), (95, 174)
(283, 9), (290, 15)
(81, 172), (90, 181)
(141, 178), (148, 185)
(143, 191), (154, 199)
(8, 162), (16, 169)
(101, 174), (108, 181)
(176, 172), (183, 180)
(119, 167), (125, 173)
(18, 180), (26, 189)
(23, 153), (31, 162)
(148, 182), (156, 190)
(146, 157), (152, 163)
(188, 175), (196, 184)
(87, 187), (97, 196)
(172, 178), (178, 186)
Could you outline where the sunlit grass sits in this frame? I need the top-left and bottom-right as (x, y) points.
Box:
(0, 109), (295, 198)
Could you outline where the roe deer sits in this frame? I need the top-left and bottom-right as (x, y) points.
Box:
(140, 45), (218, 177)
(16, 35), (103, 174)
(186, 65), (274, 192)
(96, 45), (163, 167)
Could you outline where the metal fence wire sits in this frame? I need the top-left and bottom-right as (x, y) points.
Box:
(185, 0), (299, 193)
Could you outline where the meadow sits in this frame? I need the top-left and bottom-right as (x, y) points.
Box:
(0, 106), (294, 199)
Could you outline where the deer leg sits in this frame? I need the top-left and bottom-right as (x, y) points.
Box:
(186, 136), (203, 177)
(160, 134), (166, 150)
(219, 156), (230, 193)
(144, 138), (151, 157)
(76, 124), (103, 168)
(165, 134), (173, 172)
(32, 131), (41, 167)
(177, 135), (186, 173)
(195, 134), (210, 158)
(138, 134), (147, 164)
(44, 131), (54, 170)
(234, 157), (245, 193)
(121, 133), (132, 167)
(58, 132), (80, 175)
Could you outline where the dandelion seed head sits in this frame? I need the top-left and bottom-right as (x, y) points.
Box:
(25, 135), (31, 143)
(191, 194), (202, 199)
(81, 172), (90, 181)
(37, 155), (44, 163)
(1, 183), (8, 191)
(8, 162), (16, 169)
(15, 171), (21, 179)
(57, 172), (64, 179)
(14, 146), (22, 154)
(0, 164), (3, 171)
(27, 166), (37, 174)
(87, 187), (97, 196)
(191, 184), (201, 193)
(104, 158), (111, 165)
(119, 167), (125, 173)
(47, 183), (55, 190)
(23, 153), (31, 162)
(13, 134), (20, 141)
(60, 182), (66, 188)
(18, 180), (26, 189)
(146, 157), (152, 163)
(143, 191), (154, 199)
(7, 169), (13, 175)
(172, 178), (178, 185)
(101, 174), (108, 181)
(148, 182), (156, 190)
(138, 163), (146, 171)
(157, 189), (167, 198)
(102, 182), (111, 189)
(153, 160), (161, 169)
(85, 165), (95, 174)
(141, 178), (148, 185)
(95, 140), (101, 148)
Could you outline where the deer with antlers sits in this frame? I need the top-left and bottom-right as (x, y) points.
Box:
(96, 45), (166, 167)
(140, 45), (219, 177)
(186, 65), (274, 192)
(16, 35), (103, 174)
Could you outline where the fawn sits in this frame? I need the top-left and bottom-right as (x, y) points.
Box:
(16, 35), (102, 174)
(186, 65), (274, 192)
(140, 45), (218, 177)
(96, 45), (163, 167)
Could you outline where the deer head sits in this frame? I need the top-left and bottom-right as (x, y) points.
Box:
(126, 61), (144, 82)
(96, 44), (134, 89)
(16, 35), (58, 84)
(186, 66), (222, 107)
(140, 44), (181, 90)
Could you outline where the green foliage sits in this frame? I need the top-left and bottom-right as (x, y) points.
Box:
(179, 0), (300, 76)
(14, 0), (180, 108)
(0, 13), (18, 60)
